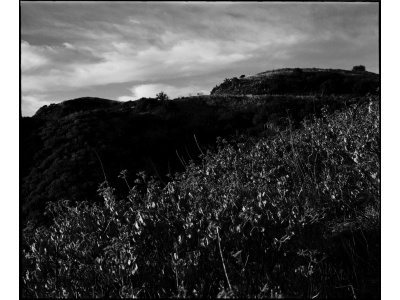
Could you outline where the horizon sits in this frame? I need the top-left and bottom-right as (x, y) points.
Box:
(21, 2), (379, 116)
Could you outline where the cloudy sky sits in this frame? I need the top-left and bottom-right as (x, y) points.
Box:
(21, 1), (379, 116)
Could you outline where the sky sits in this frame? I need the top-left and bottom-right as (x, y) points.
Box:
(7, 2), (400, 296)
(21, 1), (379, 116)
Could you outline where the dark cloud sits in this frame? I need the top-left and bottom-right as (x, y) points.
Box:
(307, 3), (379, 40)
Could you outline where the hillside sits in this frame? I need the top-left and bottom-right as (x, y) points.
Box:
(20, 67), (380, 227)
(21, 93), (362, 226)
(22, 96), (380, 298)
(210, 67), (379, 96)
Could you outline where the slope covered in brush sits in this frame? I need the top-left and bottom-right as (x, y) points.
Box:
(22, 95), (380, 298)
(21, 93), (362, 226)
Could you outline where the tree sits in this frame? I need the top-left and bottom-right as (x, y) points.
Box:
(352, 65), (366, 72)
(156, 91), (169, 101)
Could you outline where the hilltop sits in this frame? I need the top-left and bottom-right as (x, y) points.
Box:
(211, 67), (379, 96)
(33, 97), (121, 120)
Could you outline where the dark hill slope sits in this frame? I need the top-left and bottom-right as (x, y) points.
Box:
(211, 68), (379, 96)
(21, 97), (224, 225)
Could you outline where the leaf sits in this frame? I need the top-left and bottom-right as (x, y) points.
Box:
(232, 250), (242, 258)
(131, 263), (138, 275)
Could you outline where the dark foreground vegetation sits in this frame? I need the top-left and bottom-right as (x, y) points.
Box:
(22, 95), (380, 298)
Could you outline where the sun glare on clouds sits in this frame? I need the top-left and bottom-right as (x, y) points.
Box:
(118, 84), (209, 102)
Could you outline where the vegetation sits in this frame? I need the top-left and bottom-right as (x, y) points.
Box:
(21, 93), (362, 227)
(22, 95), (380, 298)
(352, 65), (366, 72)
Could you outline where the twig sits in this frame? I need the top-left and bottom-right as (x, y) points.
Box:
(242, 254), (249, 274)
(194, 134), (204, 156)
(335, 284), (356, 299)
(176, 150), (186, 168)
(184, 143), (193, 162)
(93, 148), (108, 183)
(149, 158), (166, 185)
(171, 253), (179, 294)
(216, 227), (232, 291)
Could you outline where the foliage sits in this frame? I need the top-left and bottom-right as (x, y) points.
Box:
(22, 96), (380, 298)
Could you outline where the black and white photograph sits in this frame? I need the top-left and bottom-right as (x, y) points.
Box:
(17, 1), (384, 298)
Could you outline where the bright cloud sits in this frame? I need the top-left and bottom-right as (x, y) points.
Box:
(21, 41), (49, 72)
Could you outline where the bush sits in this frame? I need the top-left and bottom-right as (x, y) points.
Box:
(352, 65), (366, 72)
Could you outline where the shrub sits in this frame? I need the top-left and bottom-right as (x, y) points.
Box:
(352, 65), (366, 72)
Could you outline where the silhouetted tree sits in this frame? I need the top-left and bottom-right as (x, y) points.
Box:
(156, 91), (169, 101)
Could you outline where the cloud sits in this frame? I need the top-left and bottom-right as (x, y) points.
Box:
(20, 2), (379, 116)
(21, 41), (49, 72)
(63, 42), (75, 50)
(128, 18), (141, 24)
(22, 37), (253, 94)
(118, 83), (209, 101)
(21, 94), (49, 116)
